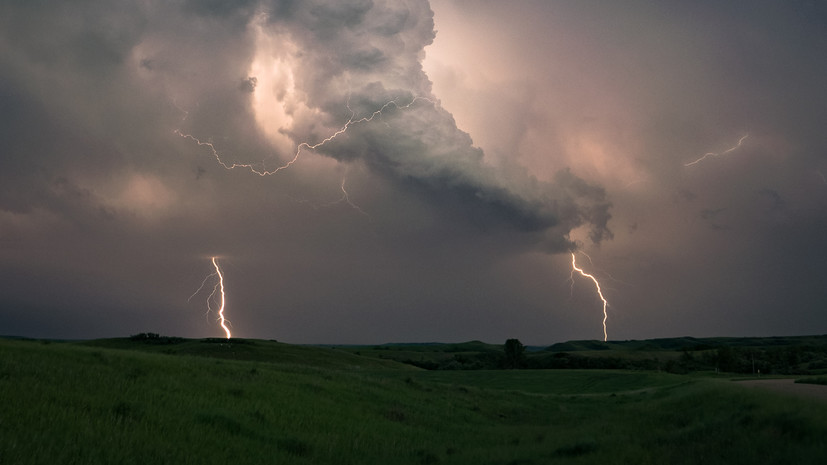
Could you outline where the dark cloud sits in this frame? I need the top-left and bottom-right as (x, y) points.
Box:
(171, 0), (609, 252)
(239, 76), (258, 93)
(1, 0), (826, 343)
(700, 208), (727, 231)
(0, 0), (609, 343)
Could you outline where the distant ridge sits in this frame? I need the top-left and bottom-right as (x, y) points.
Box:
(548, 335), (827, 352)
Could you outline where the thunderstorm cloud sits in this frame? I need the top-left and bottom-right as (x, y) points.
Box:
(1, 0), (826, 343)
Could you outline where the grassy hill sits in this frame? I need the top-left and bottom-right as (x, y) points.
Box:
(81, 334), (412, 370)
(3, 336), (827, 464)
(337, 335), (827, 374)
(540, 335), (827, 374)
(547, 335), (827, 352)
(333, 340), (503, 370)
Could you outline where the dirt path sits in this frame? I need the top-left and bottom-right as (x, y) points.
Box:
(735, 378), (827, 402)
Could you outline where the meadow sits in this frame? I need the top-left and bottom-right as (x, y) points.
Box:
(2, 337), (827, 464)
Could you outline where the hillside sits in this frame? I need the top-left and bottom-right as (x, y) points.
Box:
(3, 337), (827, 464)
(336, 335), (827, 374)
(539, 335), (827, 374)
(80, 334), (414, 370)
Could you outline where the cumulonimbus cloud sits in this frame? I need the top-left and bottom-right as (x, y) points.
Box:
(1, 0), (612, 253)
(208, 0), (612, 251)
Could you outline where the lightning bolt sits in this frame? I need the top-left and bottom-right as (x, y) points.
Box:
(569, 252), (609, 342)
(684, 134), (749, 167)
(339, 176), (362, 212)
(188, 257), (232, 339)
(320, 171), (371, 218)
(175, 96), (434, 176)
(211, 257), (232, 339)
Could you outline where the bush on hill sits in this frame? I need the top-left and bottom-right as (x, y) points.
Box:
(129, 333), (184, 345)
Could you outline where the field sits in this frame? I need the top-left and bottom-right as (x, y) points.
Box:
(2, 337), (827, 464)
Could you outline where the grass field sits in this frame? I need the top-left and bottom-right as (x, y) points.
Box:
(2, 337), (827, 464)
(398, 369), (688, 395)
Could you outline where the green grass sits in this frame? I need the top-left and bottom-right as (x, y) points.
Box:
(3, 338), (827, 464)
(81, 337), (412, 370)
(395, 369), (687, 394)
(335, 340), (503, 368)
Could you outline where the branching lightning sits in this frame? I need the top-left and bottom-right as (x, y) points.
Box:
(684, 134), (749, 167)
(569, 252), (610, 342)
(328, 174), (371, 218)
(175, 96), (433, 176)
(211, 257), (231, 339)
(284, 172), (373, 222)
(188, 257), (232, 339)
(177, 98), (438, 336)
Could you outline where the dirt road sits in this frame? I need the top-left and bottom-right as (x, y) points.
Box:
(736, 378), (827, 402)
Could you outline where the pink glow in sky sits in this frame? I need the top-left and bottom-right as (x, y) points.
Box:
(1, 0), (826, 344)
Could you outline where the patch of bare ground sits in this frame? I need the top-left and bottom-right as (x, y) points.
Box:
(735, 378), (827, 402)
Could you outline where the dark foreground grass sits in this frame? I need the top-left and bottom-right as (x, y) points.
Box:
(2, 339), (827, 464)
(796, 376), (827, 385)
(81, 337), (414, 370)
(397, 369), (687, 394)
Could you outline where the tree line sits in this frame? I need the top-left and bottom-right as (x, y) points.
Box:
(401, 339), (827, 375)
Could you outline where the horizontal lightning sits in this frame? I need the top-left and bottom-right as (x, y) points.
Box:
(175, 96), (434, 176)
(684, 134), (749, 167)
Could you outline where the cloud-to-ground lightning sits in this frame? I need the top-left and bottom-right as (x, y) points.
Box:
(569, 252), (610, 342)
(211, 257), (231, 339)
(684, 134), (749, 167)
(176, 97), (436, 337)
(189, 257), (232, 339)
(175, 96), (434, 177)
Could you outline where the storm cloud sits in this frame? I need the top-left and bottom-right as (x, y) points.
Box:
(1, 0), (826, 343)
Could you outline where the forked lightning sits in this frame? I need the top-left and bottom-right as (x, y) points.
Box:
(179, 96), (434, 336)
(176, 96), (433, 176)
(189, 257), (232, 339)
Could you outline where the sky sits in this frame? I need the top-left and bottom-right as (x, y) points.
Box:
(1, 0), (826, 345)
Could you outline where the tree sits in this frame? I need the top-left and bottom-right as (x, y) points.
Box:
(715, 346), (737, 372)
(503, 338), (526, 369)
